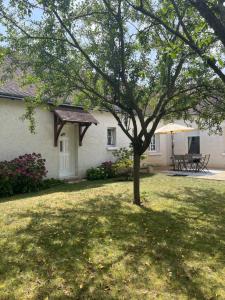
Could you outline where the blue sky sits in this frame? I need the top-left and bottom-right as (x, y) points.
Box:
(0, 1), (43, 36)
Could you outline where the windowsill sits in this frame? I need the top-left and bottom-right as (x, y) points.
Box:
(148, 152), (162, 156)
(106, 146), (118, 151)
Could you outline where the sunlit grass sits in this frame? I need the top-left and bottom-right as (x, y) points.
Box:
(0, 174), (225, 299)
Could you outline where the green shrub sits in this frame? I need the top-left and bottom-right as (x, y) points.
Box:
(113, 158), (133, 171)
(86, 167), (106, 180)
(87, 161), (116, 180)
(41, 178), (65, 189)
(86, 146), (145, 181)
(100, 161), (116, 178)
(113, 147), (133, 161)
(0, 175), (13, 197)
(112, 147), (133, 179)
(113, 158), (133, 179)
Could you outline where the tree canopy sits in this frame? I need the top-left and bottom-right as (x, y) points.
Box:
(129, 0), (225, 128)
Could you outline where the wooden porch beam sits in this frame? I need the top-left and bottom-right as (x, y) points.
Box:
(79, 123), (91, 146)
(54, 114), (66, 146)
(54, 112), (93, 147)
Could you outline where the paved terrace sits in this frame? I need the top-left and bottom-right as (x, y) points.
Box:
(161, 169), (225, 181)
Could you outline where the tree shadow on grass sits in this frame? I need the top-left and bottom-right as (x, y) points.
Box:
(156, 186), (225, 274)
(0, 173), (156, 204)
(0, 178), (118, 204)
(1, 187), (222, 299)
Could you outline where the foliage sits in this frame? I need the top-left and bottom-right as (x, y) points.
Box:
(86, 167), (103, 180)
(113, 147), (133, 161)
(112, 147), (133, 178)
(41, 178), (65, 190)
(86, 149), (135, 180)
(100, 161), (116, 179)
(113, 158), (133, 180)
(0, 153), (47, 197)
(113, 146), (145, 162)
(0, 174), (225, 299)
(130, 0), (225, 130)
(86, 161), (115, 180)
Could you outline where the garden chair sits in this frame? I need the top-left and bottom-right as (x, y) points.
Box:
(184, 154), (195, 171)
(173, 155), (186, 171)
(197, 154), (210, 173)
(185, 154), (202, 172)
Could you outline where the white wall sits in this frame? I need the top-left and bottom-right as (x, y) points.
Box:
(0, 100), (131, 178)
(142, 119), (225, 169)
(0, 98), (59, 178)
(77, 111), (131, 177)
(143, 129), (170, 167)
(170, 120), (225, 169)
(1, 98), (225, 180)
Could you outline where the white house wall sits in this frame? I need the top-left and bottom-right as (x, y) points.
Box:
(0, 98), (59, 178)
(1, 98), (225, 178)
(143, 131), (170, 167)
(77, 111), (131, 177)
(168, 120), (225, 169)
(0, 100), (131, 178)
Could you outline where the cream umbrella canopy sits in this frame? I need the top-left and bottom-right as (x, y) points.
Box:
(155, 123), (195, 156)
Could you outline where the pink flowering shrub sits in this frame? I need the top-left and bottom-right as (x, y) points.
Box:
(0, 153), (47, 196)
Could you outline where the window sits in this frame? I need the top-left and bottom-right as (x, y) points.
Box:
(149, 134), (160, 152)
(149, 134), (156, 151)
(188, 136), (200, 154)
(60, 141), (63, 152)
(107, 128), (116, 146)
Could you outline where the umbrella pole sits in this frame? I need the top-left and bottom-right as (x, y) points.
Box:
(171, 132), (175, 156)
(171, 132), (175, 170)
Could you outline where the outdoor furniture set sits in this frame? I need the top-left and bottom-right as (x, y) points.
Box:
(172, 154), (210, 172)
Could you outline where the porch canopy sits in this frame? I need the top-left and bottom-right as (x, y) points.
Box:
(53, 106), (98, 147)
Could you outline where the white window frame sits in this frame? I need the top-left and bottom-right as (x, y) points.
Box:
(107, 127), (116, 146)
(149, 134), (160, 153)
(149, 134), (156, 152)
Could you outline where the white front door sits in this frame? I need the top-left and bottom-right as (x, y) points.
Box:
(59, 137), (71, 178)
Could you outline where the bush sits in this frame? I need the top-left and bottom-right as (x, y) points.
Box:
(113, 147), (133, 161)
(0, 153), (47, 197)
(87, 161), (116, 180)
(86, 166), (106, 180)
(112, 147), (145, 179)
(41, 178), (65, 189)
(112, 147), (134, 179)
(113, 158), (133, 172)
(100, 161), (115, 178)
(113, 158), (133, 179)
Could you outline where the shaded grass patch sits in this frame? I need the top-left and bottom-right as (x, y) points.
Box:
(0, 174), (225, 299)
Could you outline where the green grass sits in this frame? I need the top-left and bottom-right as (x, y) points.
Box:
(0, 174), (225, 300)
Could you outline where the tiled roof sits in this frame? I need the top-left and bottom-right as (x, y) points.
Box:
(0, 80), (35, 99)
(54, 106), (98, 125)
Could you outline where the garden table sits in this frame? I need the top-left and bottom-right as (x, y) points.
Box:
(172, 154), (210, 172)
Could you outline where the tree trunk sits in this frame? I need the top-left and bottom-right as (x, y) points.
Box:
(133, 152), (141, 205)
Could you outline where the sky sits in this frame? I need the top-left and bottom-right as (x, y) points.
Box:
(0, 0), (43, 36)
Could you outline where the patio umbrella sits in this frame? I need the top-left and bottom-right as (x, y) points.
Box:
(155, 123), (195, 156)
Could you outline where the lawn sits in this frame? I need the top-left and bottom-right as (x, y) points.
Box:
(0, 174), (225, 300)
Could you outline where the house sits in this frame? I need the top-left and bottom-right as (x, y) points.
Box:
(146, 121), (225, 170)
(0, 82), (132, 179)
(1, 81), (225, 179)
